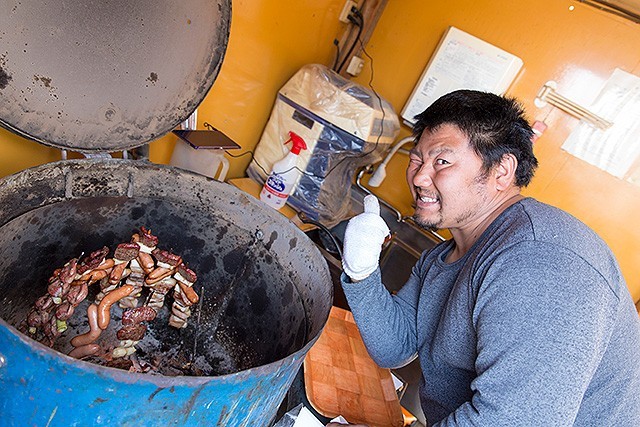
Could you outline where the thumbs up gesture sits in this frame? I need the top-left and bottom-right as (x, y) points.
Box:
(341, 195), (390, 281)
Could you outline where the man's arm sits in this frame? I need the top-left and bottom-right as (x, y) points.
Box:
(340, 259), (425, 368)
(339, 195), (423, 367)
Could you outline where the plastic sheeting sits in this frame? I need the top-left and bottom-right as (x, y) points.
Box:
(247, 64), (400, 227)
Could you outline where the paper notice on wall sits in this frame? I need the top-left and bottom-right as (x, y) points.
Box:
(401, 26), (523, 127)
(561, 68), (640, 182)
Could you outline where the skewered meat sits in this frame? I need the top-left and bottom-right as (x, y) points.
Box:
(169, 264), (198, 329)
(47, 277), (69, 304)
(118, 258), (145, 309)
(76, 247), (110, 280)
(25, 226), (199, 370)
(116, 323), (147, 341)
(147, 276), (176, 312)
(109, 242), (139, 285)
(58, 258), (78, 285)
(34, 295), (54, 311)
(112, 306), (157, 358)
(121, 306), (156, 325)
(55, 302), (74, 321)
(133, 227), (158, 274)
(146, 249), (182, 285)
(66, 282), (89, 307)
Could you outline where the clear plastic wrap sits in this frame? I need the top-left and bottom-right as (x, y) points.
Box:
(247, 64), (400, 228)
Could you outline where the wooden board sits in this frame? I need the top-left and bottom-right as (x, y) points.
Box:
(304, 307), (404, 427)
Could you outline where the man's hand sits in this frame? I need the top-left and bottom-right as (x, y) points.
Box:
(341, 195), (390, 281)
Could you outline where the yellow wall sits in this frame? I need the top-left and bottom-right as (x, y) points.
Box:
(1, 0), (639, 302)
(0, 0), (348, 177)
(352, 0), (640, 302)
(148, 0), (349, 177)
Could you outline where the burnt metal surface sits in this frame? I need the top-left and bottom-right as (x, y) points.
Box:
(0, 197), (307, 374)
(0, 0), (231, 152)
(0, 159), (333, 426)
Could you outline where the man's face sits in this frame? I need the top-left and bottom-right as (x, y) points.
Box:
(406, 124), (494, 231)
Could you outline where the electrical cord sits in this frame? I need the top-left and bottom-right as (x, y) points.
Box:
(332, 39), (341, 72)
(336, 9), (364, 73)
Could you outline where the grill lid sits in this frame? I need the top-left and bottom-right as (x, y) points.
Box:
(0, 0), (231, 152)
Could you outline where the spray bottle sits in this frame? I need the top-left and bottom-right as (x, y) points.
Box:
(260, 131), (307, 210)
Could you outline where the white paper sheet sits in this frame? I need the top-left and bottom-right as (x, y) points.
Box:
(401, 26), (523, 127)
(292, 406), (325, 427)
(561, 68), (640, 182)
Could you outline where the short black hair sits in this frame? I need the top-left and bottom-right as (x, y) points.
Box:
(412, 90), (538, 187)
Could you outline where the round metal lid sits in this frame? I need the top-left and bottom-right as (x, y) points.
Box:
(0, 0), (231, 152)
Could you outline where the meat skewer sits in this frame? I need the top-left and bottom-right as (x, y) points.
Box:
(146, 249), (182, 285)
(113, 306), (156, 359)
(24, 226), (199, 371)
(147, 276), (176, 312)
(169, 265), (198, 329)
(109, 242), (140, 285)
(76, 247), (114, 286)
(133, 227), (158, 275)
(118, 258), (145, 309)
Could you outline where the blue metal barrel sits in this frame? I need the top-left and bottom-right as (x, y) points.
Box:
(0, 320), (315, 426)
(0, 161), (333, 426)
(0, 3), (332, 424)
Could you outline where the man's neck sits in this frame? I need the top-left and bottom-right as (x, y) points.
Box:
(446, 193), (524, 263)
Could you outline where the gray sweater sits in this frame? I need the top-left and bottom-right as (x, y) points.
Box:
(341, 198), (640, 426)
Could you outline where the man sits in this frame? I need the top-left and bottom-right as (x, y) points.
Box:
(337, 90), (640, 426)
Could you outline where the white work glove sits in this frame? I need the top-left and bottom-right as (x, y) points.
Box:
(341, 195), (390, 281)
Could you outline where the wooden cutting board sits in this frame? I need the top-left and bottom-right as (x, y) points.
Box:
(304, 306), (404, 427)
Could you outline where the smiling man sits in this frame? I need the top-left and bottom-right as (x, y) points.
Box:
(339, 90), (640, 426)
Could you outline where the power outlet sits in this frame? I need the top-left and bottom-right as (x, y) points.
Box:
(346, 56), (365, 76)
(339, 0), (357, 23)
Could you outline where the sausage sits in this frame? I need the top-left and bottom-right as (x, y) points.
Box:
(68, 343), (100, 359)
(79, 258), (115, 282)
(137, 253), (155, 273)
(86, 269), (109, 285)
(177, 281), (199, 305)
(97, 284), (134, 330)
(108, 262), (129, 285)
(71, 304), (102, 347)
(145, 268), (173, 284)
(97, 258), (115, 271)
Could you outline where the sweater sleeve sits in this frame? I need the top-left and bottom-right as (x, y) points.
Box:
(340, 253), (429, 368)
(436, 241), (618, 426)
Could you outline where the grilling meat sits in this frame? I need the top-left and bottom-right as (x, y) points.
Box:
(25, 227), (198, 371)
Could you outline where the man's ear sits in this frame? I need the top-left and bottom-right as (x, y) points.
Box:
(494, 153), (518, 190)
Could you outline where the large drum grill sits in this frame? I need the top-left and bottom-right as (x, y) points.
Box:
(0, 1), (332, 426)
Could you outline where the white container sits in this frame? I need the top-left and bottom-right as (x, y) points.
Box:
(170, 138), (229, 182)
(169, 128), (240, 182)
